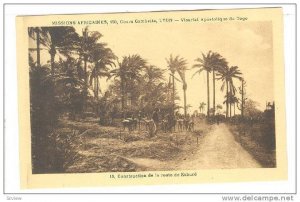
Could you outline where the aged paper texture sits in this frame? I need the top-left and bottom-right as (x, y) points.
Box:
(16, 7), (287, 189)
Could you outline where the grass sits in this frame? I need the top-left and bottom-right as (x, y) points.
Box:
(228, 121), (276, 168)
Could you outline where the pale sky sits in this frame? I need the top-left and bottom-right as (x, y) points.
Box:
(30, 20), (274, 113)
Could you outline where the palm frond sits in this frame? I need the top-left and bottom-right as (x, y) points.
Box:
(191, 68), (204, 79)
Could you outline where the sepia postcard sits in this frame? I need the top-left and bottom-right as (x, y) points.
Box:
(16, 7), (287, 189)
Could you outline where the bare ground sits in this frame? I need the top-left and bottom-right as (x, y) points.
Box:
(57, 118), (261, 173)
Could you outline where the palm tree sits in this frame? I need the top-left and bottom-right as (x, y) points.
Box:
(76, 27), (106, 110)
(109, 54), (147, 110)
(224, 92), (237, 117)
(166, 55), (188, 117)
(238, 78), (247, 117)
(139, 65), (165, 110)
(44, 27), (79, 75)
(28, 27), (41, 67)
(29, 27), (79, 75)
(210, 53), (228, 116)
(166, 55), (177, 115)
(28, 27), (49, 67)
(54, 57), (86, 118)
(217, 66), (242, 118)
(223, 93), (231, 117)
(192, 51), (212, 117)
(175, 60), (189, 117)
(110, 60), (126, 110)
(89, 45), (116, 100)
(192, 51), (227, 117)
(143, 65), (165, 85)
(232, 96), (239, 116)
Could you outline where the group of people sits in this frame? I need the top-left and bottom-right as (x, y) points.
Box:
(122, 108), (195, 137)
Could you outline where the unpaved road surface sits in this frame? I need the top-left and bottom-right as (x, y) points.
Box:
(130, 123), (261, 170)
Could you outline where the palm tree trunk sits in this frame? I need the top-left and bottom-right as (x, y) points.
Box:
(84, 57), (88, 111)
(50, 53), (55, 75)
(96, 77), (99, 100)
(241, 80), (244, 117)
(213, 69), (215, 116)
(183, 84), (187, 118)
(172, 73), (175, 116)
(36, 28), (41, 67)
(207, 71), (210, 118)
(98, 77), (100, 100)
(94, 78), (97, 113)
(234, 103), (236, 116)
(49, 43), (57, 76)
(121, 77), (124, 111)
(96, 77), (100, 115)
(84, 59), (88, 84)
(93, 78), (96, 99)
(226, 81), (229, 118)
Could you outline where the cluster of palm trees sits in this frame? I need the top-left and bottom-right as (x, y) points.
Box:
(109, 54), (176, 117)
(164, 51), (245, 119)
(107, 55), (180, 119)
(29, 26), (177, 120)
(192, 51), (244, 118)
(29, 26), (246, 121)
(29, 26), (118, 106)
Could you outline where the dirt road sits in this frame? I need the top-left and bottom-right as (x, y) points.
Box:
(174, 123), (261, 169)
(130, 123), (261, 170)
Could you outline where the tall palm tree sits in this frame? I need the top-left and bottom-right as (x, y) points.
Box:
(28, 27), (49, 67)
(76, 27), (105, 110)
(28, 27), (41, 66)
(166, 55), (188, 117)
(217, 66), (242, 118)
(89, 45), (116, 100)
(192, 51), (212, 117)
(210, 53), (228, 116)
(166, 55), (177, 115)
(192, 51), (228, 117)
(175, 61), (189, 117)
(79, 28), (102, 82)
